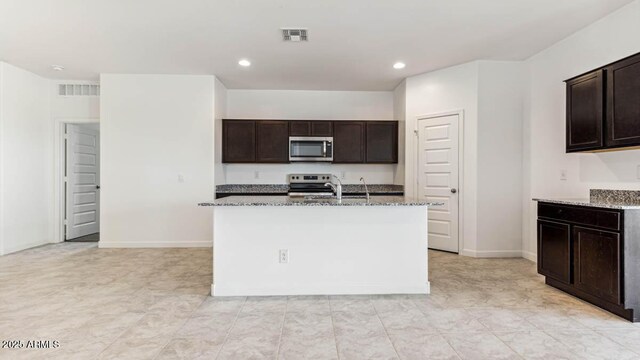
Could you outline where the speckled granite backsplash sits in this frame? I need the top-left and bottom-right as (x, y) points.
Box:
(590, 189), (640, 202)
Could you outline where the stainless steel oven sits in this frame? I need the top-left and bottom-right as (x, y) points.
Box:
(289, 137), (333, 162)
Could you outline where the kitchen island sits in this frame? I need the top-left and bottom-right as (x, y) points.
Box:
(199, 196), (436, 297)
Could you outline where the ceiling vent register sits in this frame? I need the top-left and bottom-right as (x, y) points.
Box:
(58, 84), (100, 96)
(282, 28), (308, 42)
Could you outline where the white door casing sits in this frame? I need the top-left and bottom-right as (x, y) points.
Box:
(65, 124), (100, 239)
(417, 114), (460, 253)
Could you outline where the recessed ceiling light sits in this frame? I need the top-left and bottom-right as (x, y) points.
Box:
(393, 62), (406, 69)
(238, 59), (251, 67)
(51, 65), (65, 71)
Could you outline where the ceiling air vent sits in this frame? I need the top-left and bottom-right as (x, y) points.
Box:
(58, 84), (100, 97)
(282, 28), (308, 42)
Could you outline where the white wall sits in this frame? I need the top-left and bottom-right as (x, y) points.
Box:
(214, 78), (227, 187)
(476, 61), (524, 255)
(405, 60), (525, 257)
(0, 62), (52, 255)
(99, 74), (215, 248)
(405, 61), (480, 255)
(393, 81), (407, 185)
(222, 89), (399, 184)
(523, 0), (640, 260)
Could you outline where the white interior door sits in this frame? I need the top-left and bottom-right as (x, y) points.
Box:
(417, 114), (459, 253)
(66, 124), (100, 239)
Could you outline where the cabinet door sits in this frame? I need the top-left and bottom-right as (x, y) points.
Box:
(365, 121), (398, 163)
(538, 220), (571, 284)
(256, 120), (289, 163)
(333, 121), (365, 163)
(605, 53), (640, 148)
(565, 70), (604, 152)
(223, 120), (256, 163)
(290, 121), (311, 136)
(573, 226), (622, 304)
(311, 121), (333, 136)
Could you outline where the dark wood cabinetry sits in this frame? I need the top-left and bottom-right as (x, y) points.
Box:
(333, 121), (365, 163)
(566, 52), (640, 152)
(223, 119), (398, 164)
(537, 220), (571, 284)
(222, 120), (256, 163)
(566, 71), (604, 152)
(289, 121), (333, 137)
(537, 202), (640, 322)
(256, 121), (289, 163)
(606, 54), (640, 147)
(365, 121), (398, 163)
(573, 226), (621, 304)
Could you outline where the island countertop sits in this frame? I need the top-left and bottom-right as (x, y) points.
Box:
(199, 195), (438, 207)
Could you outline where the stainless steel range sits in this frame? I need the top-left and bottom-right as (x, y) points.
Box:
(287, 173), (334, 197)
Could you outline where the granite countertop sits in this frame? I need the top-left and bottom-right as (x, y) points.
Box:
(215, 184), (404, 194)
(534, 189), (640, 210)
(199, 195), (437, 207)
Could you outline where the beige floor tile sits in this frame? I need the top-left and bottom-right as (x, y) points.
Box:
(156, 338), (224, 360)
(545, 329), (640, 360)
(278, 311), (338, 360)
(3, 243), (640, 360)
(390, 332), (460, 360)
(494, 331), (578, 360)
(597, 329), (640, 355)
(442, 331), (521, 360)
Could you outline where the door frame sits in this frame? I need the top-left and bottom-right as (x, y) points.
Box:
(54, 118), (99, 243)
(414, 109), (464, 254)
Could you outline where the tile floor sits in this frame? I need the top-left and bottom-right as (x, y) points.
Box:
(1, 243), (639, 359)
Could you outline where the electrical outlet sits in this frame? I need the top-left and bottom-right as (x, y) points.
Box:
(279, 249), (289, 264)
(254, 171), (260, 179)
(177, 174), (185, 183)
(341, 171), (346, 180)
(560, 169), (567, 181)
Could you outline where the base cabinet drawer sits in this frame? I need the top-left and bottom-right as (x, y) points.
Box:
(538, 220), (571, 284)
(573, 226), (622, 305)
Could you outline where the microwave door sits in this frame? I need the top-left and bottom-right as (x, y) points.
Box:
(290, 139), (331, 161)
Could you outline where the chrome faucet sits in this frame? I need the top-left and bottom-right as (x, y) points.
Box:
(324, 175), (342, 200)
(360, 177), (370, 201)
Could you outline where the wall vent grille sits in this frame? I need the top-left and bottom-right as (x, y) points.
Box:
(282, 28), (308, 42)
(58, 84), (100, 96)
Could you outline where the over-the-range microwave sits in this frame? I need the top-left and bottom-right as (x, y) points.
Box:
(289, 136), (333, 162)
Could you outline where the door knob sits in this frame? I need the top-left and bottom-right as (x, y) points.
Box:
(450, 188), (457, 194)
(96, 185), (101, 189)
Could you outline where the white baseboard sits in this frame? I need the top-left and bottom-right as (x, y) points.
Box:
(460, 249), (523, 258)
(1, 240), (50, 256)
(211, 282), (431, 297)
(99, 241), (212, 248)
(521, 251), (537, 262)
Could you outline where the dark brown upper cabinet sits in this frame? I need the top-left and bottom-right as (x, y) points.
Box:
(289, 121), (333, 137)
(566, 70), (604, 152)
(606, 54), (640, 148)
(566, 52), (640, 153)
(332, 121), (366, 163)
(222, 120), (256, 163)
(223, 119), (398, 164)
(256, 120), (289, 163)
(366, 121), (398, 163)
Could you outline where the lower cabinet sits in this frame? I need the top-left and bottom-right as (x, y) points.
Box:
(537, 202), (639, 322)
(537, 220), (571, 284)
(573, 226), (621, 305)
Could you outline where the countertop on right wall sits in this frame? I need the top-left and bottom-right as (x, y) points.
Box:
(533, 189), (640, 209)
